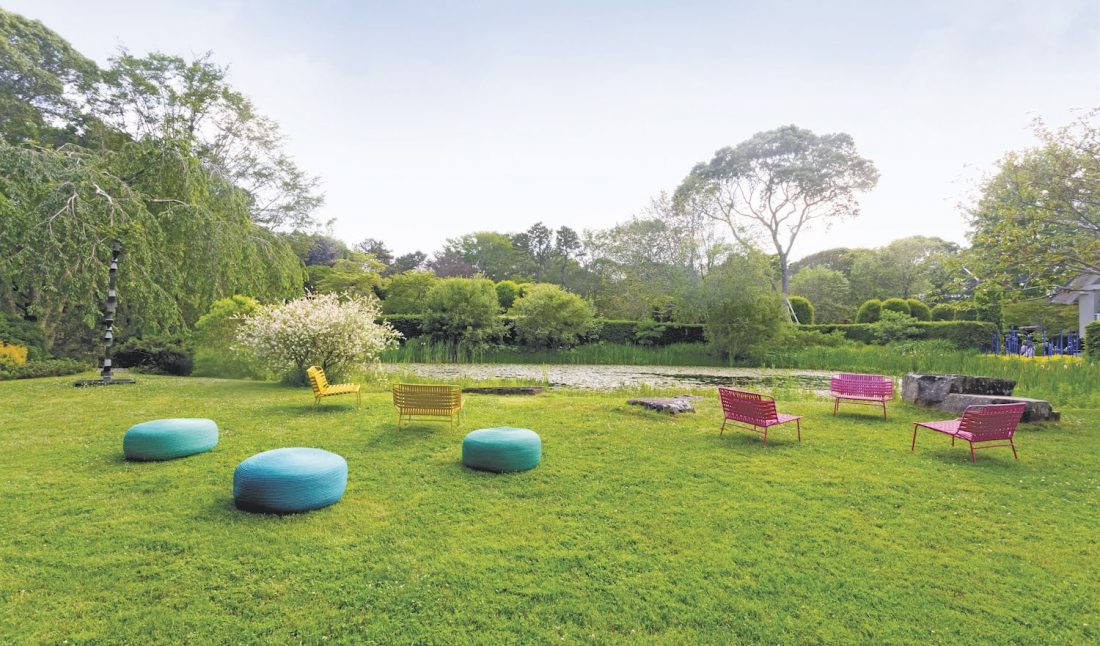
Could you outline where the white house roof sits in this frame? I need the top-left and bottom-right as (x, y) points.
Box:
(1051, 272), (1100, 304)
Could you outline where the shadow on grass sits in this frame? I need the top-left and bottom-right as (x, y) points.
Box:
(264, 403), (358, 417)
(910, 444), (1022, 468)
(716, 432), (803, 449)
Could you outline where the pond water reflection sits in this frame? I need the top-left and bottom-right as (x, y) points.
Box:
(380, 363), (835, 392)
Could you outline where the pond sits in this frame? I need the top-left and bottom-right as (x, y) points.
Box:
(380, 363), (836, 392)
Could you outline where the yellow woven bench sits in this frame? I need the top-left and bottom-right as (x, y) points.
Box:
(393, 383), (464, 429)
(306, 366), (361, 409)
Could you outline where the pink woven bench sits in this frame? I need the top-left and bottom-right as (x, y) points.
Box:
(912, 403), (1026, 463)
(718, 387), (801, 446)
(830, 373), (893, 420)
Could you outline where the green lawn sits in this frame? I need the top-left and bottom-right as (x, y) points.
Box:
(1, 375), (1096, 644)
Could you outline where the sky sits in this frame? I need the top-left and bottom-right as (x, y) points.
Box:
(7, 0), (1100, 259)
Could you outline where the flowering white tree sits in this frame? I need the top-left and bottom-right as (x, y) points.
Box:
(236, 292), (400, 384)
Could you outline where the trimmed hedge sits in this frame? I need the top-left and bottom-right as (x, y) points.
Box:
(930, 304), (955, 321)
(789, 296), (814, 325)
(907, 299), (931, 321)
(802, 321), (997, 349)
(856, 299), (882, 323)
(881, 298), (911, 316)
(0, 358), (87, 381)
(1087, 321), (1100, 360)
(597, 320), (637, 344)
(383, 315), (704, 346)
(381, 315), (424, 340)
(114, 337), (193, 376)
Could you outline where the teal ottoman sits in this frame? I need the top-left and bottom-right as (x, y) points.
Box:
(123, 418), (219, 461)
(462, 427), (541, 473)
(233, 448), (348, 514)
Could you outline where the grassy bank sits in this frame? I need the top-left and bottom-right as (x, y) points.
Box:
(1, 374), (1096, 643)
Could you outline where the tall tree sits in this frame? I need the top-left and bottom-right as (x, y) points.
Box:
(98, 51), (322, 229)
(513, 222), (554, 282)
(554, 226), (580, 286)
(444, 232), (519, 281)
(0, 9), (99, 145)
(676, 125), (879, 294)
(354, 238), (393, 266)
(386, 251), (427, 276)
(967, 110), (1100, 295)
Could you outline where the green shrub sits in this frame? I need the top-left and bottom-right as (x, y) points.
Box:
(871, 310), (921, 344)
(1003, 300), (1078, 331)
(771, 325), (853, 353)
(930, 304), (955, 321)
(0, 313), (47, 360)
(881, 298), (911, 317)
(511, 284), (597, 348)
(1086, 321), (1100, 360)
(596, 320), (636, 344)
(788, 296), (815, 325)
(382, 315), (424, 340)
(382, 271), (438, 315)
(0, 358), (87, 381)
(423, 277), (502, 349)
(701, 254), (788, 361)
(856, 299), (882, 323)
(634, 320), (666, 346)
(907, 299), (931, 321)
(653, 323), (705, 345)
(954, 303), (977, 321)
(974, 283), (1004, 330)
(801, 321), (997, 349)
(114, 336), (194, 376)
(495, 280), (519, 310)
(192, 295), (263, 379)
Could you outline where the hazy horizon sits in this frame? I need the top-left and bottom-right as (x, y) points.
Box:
(7, 0), (1099, 259)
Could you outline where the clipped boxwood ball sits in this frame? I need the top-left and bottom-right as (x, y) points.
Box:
(233, 448), (347, 514)
(462, 427), (541, 473)
(123, 418), (219, 461)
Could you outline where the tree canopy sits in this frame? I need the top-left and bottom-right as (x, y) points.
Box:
(676, 125), (879, 294)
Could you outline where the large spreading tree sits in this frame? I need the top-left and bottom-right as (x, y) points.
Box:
(676, 125), (879, 294)
(967, 110), (1100, 296)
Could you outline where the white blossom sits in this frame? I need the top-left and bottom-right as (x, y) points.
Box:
(236, 292), (400, 383)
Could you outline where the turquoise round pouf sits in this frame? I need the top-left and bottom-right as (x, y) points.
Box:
(233, 448), (347, 514)
(462, 427), (541, 473)
(123, 418), (219, 461)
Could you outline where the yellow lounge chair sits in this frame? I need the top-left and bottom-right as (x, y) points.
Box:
(393, 383), (464, 429)
(306, 366), (361, 409)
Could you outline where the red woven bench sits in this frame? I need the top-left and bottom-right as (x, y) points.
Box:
(912, 403), (1025, 463)
(718, 387), (802, 446)
(830, 373), (893, 420)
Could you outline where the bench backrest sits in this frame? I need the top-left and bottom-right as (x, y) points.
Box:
(393, 384), (462, 412)
(306, 366), (328, 396)
(958, 403), (1026, 441)
(831, 373), (893, 397)
(718, 387), (778, 424)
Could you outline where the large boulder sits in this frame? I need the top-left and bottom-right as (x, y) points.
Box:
(901, 373), (1016, 407)
(939, 394), (1060, 423)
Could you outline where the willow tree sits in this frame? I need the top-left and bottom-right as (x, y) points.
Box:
(676, 125), (879, 294)
(0, 140), (303, 353)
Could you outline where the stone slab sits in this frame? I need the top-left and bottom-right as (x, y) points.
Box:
(938, 393), (1060, 423)
(901, 373), (1016, 407)
(627, 395), (703, 414)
